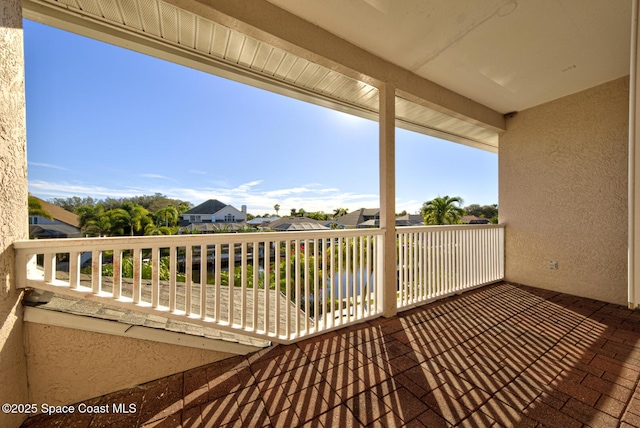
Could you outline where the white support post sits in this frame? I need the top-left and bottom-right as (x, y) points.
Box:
(630, 0), (640, 310)
(379, 82), (397, 317)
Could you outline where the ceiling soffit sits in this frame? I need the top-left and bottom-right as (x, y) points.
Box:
(23, 0), (498, 151)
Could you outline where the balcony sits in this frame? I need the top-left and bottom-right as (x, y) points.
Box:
(20, 281), (640, 427)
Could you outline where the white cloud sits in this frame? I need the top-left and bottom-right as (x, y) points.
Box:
(140, 173), (169, 179)
(28, 162), (68, 171)
(28, 180), (144, 199)
(28, 179), (381, 214)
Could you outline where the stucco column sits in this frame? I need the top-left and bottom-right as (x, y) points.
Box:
(630, 0), (640, 309)
(0, 1), (30, 427)
(379, 82), (397, 317)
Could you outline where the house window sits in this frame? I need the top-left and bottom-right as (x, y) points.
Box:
(224, 214), (235, 222)
(29, 216), (38, 225)
(190, 215), (201, 222)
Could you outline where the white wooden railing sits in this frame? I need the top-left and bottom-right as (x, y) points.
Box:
(14, 224), (504, 344)
(396, 224), (505, 310)
(14, 229), (383, 344)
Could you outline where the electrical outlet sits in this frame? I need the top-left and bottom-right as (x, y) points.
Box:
(550, 261), (558, 270)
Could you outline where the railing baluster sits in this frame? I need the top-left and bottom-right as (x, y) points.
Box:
(345, 237), (351, 324)
(285, 239), (291, 339)
(214, 243), (221, 322)
(304, 239), (310, 333)
(133, 248), (141, 304)
(358, 236), (364, 320)
(275, 240), (281, 338)
(185, 246), (192, 315)
(201, 245), (207, 320)
(241, 242), (247, 329)
(322, 237), (328, 329)
(44, 252), (55, 284)
(330, 237), (336, 328)
(337, 236), (343, 326)
(152, 247), (159, 308)
(314, 238), (320, 330)
(264, 241), (270, 335)
(112, 249), (122, 299)
(169, 246), (176, 312)
(295, 240), (301, 338)
(91, 250), (101, 294)
(69, 251), (80, 290)
(253, 241), (259, 332)
(366, 235), (372, 316)
(229, 243), (235, 326)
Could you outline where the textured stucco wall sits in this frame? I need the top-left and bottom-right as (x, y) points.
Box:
(24, 323), (235, 407)
(500, 77), (629, 304)
(0, 1), (30, 427)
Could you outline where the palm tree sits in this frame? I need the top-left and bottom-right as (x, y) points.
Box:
(421, 196), (465, 225)
(77, 204), (107, 236)
(85, 215), (112, 237)
(274, 204), (280, 216)
(333, 207), (349, 218)
(156, 205), (179, 227)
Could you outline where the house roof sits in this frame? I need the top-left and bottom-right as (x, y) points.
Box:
(265, 217), (330, 231)
(395, 214), (424, 227)
(183, 199), (228, 215)
(461, 215), (491, 224)
(29, 224), (82, 239)
(271, 222), (330, 232)
(33, 197), (80, 228)
(179, 222), (246, 233)
(335, 208), (380, 228)
(247, 216), (280, 225)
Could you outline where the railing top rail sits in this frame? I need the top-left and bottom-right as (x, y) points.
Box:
(396, 223), (505, 233)
(14, 227), (385, 252)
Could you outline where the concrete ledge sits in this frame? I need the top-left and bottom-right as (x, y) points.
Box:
(24, 306), (266, 355)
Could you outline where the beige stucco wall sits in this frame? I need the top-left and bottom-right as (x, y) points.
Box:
(24, 323), (235, 407)
(500, 77), (629, 305)
(0, 1), (30, 427)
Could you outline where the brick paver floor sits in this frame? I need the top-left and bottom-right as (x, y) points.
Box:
(21, 282), (640, 427)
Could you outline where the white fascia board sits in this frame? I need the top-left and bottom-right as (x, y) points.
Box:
(23, 306), (267, 355)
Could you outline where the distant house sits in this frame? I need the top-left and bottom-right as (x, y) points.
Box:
(178, 199), (247, 233)
(263, 217), (331, 232)
(336, 209), (423, 228)
(179, 199), (247, 224)
(335, 208), (380, 229)
(461, 215), (491, 224)
(29, 197), (82, 239)
(394, 214), (424, 227)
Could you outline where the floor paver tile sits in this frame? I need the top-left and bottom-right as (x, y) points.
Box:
(21, 283), (640, 428)
(345, 389), (393, 426)
(524, 401), (582, 428)
(561, 397), (620, 428)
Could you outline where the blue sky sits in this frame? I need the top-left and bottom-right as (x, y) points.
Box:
(24, 20), (497, 215)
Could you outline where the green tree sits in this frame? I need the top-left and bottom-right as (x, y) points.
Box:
(155, 205), (179, 227)
(109, 203), (151, 236)
(144, 223), (172, 236)
(77, 204), (108, 236)
(85, 215), (112, 237)
(464, 203), (498, 220)
(28, 195), (53, 220)
(421, 196), (465, 225)
(50, 196), (96, 212)
(333, 207), (349, 218)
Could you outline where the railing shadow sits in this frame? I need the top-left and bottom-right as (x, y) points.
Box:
(20, 282), (640, 427)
